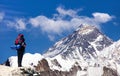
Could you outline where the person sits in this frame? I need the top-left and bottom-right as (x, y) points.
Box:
(15, 33), (26, 67)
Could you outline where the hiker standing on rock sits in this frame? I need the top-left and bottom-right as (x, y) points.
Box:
(15, 33), (26, 67)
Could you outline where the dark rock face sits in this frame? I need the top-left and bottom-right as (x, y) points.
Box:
(35, 59), (50, 72)
(34, 59), (82, 76)
(51, 59), (62, 68)
(102, 66), (118, 76)
(2, 59), (10, 66)
(39, 66), (81, 76)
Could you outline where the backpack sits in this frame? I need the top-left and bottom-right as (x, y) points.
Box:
(15, 34), (24, 45)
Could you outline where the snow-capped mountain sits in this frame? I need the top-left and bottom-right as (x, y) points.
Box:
(3, 24), (120, 76)
(43, 24), (113, 60)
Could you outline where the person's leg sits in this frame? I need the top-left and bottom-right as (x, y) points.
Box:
(17, 50), (21, 67)
(17, 48), (24, 67)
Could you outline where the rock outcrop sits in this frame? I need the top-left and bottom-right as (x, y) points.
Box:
(34, 59), (82, 76)
(102, 66), (118, 76)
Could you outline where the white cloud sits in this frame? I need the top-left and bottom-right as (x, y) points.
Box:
(30, 16), (71, 35)
(56, 6), (78, 17)
(29, 7), (114, 39)
(2, 6), (113, 40)
(7, 18), (26, 31)
(93, 12), (113, 23)
(0, 12), (4, 22)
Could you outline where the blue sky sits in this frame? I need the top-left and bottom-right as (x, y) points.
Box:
(0, 0), (120, 63)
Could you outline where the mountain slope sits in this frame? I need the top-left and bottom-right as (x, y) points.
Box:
(43, 24), (113, 60)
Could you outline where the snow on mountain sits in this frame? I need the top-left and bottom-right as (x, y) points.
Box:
(43, 24), (113, 61)
(46, 55), (78, 71)
(99, 40), (120, 59)
(8, 53), (43, 67)
(98, 40), (120, 75)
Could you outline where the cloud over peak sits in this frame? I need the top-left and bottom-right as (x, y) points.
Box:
(30, 15), (71, 35)
(0, 6), (114, 40)
(29, 7), (114, 40)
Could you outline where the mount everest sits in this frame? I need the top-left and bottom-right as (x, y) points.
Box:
(1, 24), (120, 76)
(43, 24), (113, 60)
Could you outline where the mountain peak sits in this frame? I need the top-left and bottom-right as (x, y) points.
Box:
(44, 24), (113, 60)
(75, 24), (96, 35)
